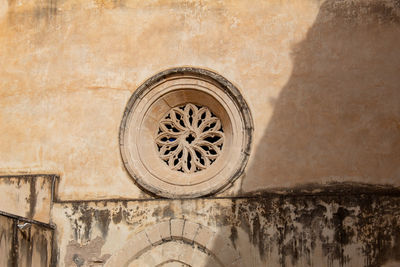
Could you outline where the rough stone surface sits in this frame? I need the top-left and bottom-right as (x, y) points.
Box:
(182, 220), (199, 243)
(170, 219), (185, 240)
(158, 220), (172, 241)
(0, 175), (55, 223)
(145, 224), (163, 246)
(53, 190), (400, 266)
(0, 0), (400, 266)
(0, 0), (399, 200)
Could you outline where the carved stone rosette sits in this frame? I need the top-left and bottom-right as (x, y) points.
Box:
(119, 67), (253, 198)
(155, 103), (224, 174)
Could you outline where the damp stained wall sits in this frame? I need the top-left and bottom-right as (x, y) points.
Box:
(0, 175), (55, 223)
(52, 191), (400, 267)
(1, 0), (400, 266)
(0, 214), (54, 267)
(1, 174), (400, 266)
(0, 0), (399, 200)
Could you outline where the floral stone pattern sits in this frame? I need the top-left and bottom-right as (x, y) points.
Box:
(155, 103), (224, 174)
(119, 67), (253, 198)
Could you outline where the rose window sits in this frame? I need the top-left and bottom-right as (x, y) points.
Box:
(155, 103), (224, 173)
(119, 67), (253, 198)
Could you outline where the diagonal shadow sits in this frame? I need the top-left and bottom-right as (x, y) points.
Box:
(243, 0), (400, 192)
(204, 0), (400, 266)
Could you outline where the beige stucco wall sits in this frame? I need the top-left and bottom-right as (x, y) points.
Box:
(51, 194), (400, 267)
(0, 175), (54, 223)
(0, 0), (399, 200)
(1, 1), (400, 266)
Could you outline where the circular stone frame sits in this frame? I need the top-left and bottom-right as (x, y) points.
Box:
(119, 67), (253, 198)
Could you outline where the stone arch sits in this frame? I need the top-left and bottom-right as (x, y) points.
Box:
(156, 260), (191, 267)
(127, 240), (222, 267)
(105, 219), (243, 267)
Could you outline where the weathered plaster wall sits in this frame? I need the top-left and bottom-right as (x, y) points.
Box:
(0, 0), (399, 200)
(1, 1), (400, 265)
(53, 188), (400, 266)
(0, 212), (55, 267)
(0, 175), (55, 223)
(244, 0), (400, 192)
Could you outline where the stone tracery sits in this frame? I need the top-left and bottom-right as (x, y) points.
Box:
(119, 67), (253, 198)
(155, 103), (224, 174)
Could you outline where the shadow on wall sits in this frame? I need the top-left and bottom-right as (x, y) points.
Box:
(49, 1), (400, 267)
(198, 2), (400, 266)
(243, 0), (400, 192)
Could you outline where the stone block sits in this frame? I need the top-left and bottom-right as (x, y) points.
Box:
(130, 231), (152, 257)
(145, 224), (163, 246)
(170, 219), (184, 240)
(158, 220), (172, 241)
(193, 225), (215, 248)
(182, 220), (200, 243)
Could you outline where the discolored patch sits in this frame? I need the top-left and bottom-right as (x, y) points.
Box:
(64, 236), (111, 267)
